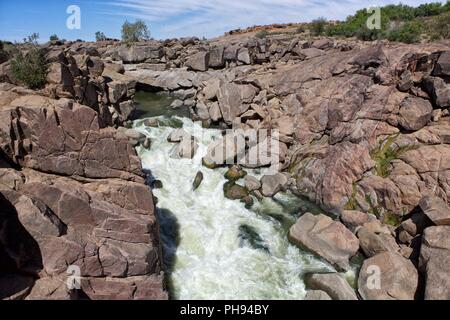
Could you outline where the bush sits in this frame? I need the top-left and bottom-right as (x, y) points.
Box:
(11, 48), (48, 89)
(95, 31), (107, 42)
(23, 33), (39, 45)
(428, 12), (450, 40)
(387, 20), (423, 43)
(310, 17), (328, 36)
(255, 29), (269, 39)
(49, 34), (59, 41)
(0, 42), (8, 64)
(121, 20), (150, 43)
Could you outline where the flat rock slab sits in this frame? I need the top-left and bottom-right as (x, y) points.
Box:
(289, 213), (359, 271)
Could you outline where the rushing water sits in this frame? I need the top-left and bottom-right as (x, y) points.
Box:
(133, 92), (339, 299)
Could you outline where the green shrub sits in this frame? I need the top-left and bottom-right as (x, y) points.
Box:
(371, 135), (417, 177)
(387, 20), (423, 43)
(255, 29), (269, 39)
(95, 31), (107, 42)
(121, 20), (150, 43)
(428, 12), (450, 40)
(11, 48), (48, 89)
(310, 17), (328, 36)
(49, 34), (59, 41)
(23, 33), (39, 45)
(0, 42), (8, 64)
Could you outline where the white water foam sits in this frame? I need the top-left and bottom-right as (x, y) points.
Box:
(135, 116), (335, 300)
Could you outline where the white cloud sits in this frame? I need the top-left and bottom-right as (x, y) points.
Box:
(103, 0), (441, 39)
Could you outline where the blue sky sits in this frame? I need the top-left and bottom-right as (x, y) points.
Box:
(0, 0), (444, 42)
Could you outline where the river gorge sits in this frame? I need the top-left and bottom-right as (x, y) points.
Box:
(133, 92), (354, 299)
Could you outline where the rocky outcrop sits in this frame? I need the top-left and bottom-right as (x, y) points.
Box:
(0, 82), (166, 299)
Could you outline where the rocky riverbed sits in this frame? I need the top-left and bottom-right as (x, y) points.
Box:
(0, 31), (449, 300)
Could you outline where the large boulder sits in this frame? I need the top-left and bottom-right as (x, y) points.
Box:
(357, 225), (400, 257)
(217, 83), (258, 124)
(419, 196), (450, 226)
(419, 226), (450, 300)
(289, 213), (359, 271)
(422, 76), (450, 108)
(358, 251), (418, 300)
(208, 46), (225, 68)
(398, 96), (433, 131)
(185, 52), (210, 72)
(433, 51), (450, 77)
(305, 273), (358, 300)
(260, 173), (288, 197)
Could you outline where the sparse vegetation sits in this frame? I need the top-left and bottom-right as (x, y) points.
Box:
(255, 29), (269, 39)
(344, 182), (358, 210)
(310, 17), (327, 36)
(49, 34), (59, 41)
(121, 20), (150, 43)
(10, 48), (48, 89)
(370, 135), (417, 178)
(325, 1), (450, 43)
(95, 31), (107, 42)
(386, 20), (423, 43)
(23, 32), (39, 44)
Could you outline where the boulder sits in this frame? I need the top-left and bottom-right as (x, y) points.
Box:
(340, 210), (371, 233)
(305, 273), (358, 300)
(244, 175), (261, 191)
(422, 76), (450, 108)
(357, 226), (400, 257)
(193, 171), (204, 191)
(358, 251), (418, 300)
(224, 165), (247, 181)
(185, 52), (210, 72)
(217, 83), (258, 124)
(208, 46), (225, 68)
(419, 226), (450, 300)
(223, 181), (249, 200)
(433, 51), (450, 77)
(260, 173), (288, 197)
(289, 213), (359, 271)
(237, 48), (251, 65)
(170, 138), (198, 159)
(398, 96), (433, 131)
(304, 290), (332, 300)
(419, 196), (450, 226)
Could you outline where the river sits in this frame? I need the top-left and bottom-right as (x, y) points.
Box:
(133, 92), (338, 299)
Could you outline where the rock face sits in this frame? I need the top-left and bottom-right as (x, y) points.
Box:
(289, 213), (359, 271)
(358, 251), (418, 300)
(0, 84), (166, 299)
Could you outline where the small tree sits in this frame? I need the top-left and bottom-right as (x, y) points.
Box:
(49, 34), (59, 41)
(310, 17), (328, 36)
(11, 48), (48, 89)
(95, 31), (107, 42)
(24, 33), (40, 44)
(121, 20), (150, 43)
